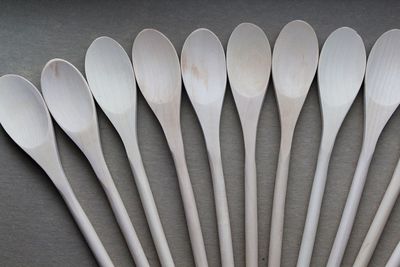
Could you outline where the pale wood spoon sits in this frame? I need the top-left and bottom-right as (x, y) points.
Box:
(132, 29), (208, 267)
(327, 29), (400, 267)
(0, 75), (114, 267)
(41, 59), (149, 267)
(227, 22), (271, 267)
(354, 157), (400, 267)
(297, 27), (366, 267)
(181, 28), (234, 267)
(269, 20), (319, 267)
(85, 36), (174, 267)
(386, 241), (400, 267)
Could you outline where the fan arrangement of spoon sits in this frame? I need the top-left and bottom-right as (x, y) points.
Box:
(1, 20), (400, 267)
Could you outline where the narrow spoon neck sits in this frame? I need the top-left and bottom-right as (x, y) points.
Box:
(279, 124), (295, 157)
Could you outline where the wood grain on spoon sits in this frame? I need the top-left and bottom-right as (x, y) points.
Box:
(269, 20), (318, 267)
(327, 29), (400, 267)
(132, 29), (208, 267)
(0, 75), (115, 267)
(41, 59), (150, 267)
(297, 27), (366, 267)
(227, 22), (271, 267)
(85, 36), (175, 267)
(181, 28), (234, 267)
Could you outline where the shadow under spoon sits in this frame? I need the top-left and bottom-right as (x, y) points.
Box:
(226, 22), (271, 267)
(0, 75), (114, 267)
(181, 28), (234, 267)
(327, 29), (400, 267)
(132, 29), (208, 267)
(85, 36), (174, 267)
(297, 27), (366, 267)
(41, 59), (149, 267)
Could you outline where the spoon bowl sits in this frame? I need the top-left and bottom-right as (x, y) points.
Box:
(133, 29), (181, 104)
(0, 75), (49, 149)
(85, 37), (135, 114)
(318, 27), (366, 109)
(365, 29), (400, 107)
(227, 22), (271, 98)
(181, 28), (226, 105)
(272, 20), (318, 100)
(41, 60), (94, 132)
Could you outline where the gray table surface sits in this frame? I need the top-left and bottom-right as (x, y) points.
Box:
(1, 1), (400, 266)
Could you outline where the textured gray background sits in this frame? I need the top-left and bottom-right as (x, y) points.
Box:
(1, 0), (400, 266)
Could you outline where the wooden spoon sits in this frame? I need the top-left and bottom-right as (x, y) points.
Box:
(85, 36), (174, 267)
(269, 20), (319, 267)
(0, 74), (114, 267)
(386, 241), (400, 267)
(327, 29), (400, 267)
(181, 28), (233, 267)
(41, 59), (149, 267)
(354, 157), (400, 267)
(227, 22), (271, 267)
(297, 27), (366, 267)
(132, 29), (208, 267)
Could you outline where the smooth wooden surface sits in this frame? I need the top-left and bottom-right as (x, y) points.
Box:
(227, 22), (271, 267)
(181, 28), (234, 267)
(327, 29), (400, 267)
(3, 2), (400, 266)
(0, 75), (114, 267)
(354, 157), (400, 266)
(132, 29), (208, 267)
(40, 59), (150, 267)
(297, 27), (366, 267)
(269, 20), (319, 267)
(386, 242), (400, 267)
(85, 36), (174, 267)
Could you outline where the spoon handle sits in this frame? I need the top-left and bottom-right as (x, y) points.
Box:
(297, 134), (333, 267)
(92, 155), (150, 267)
(127, 142), (175, 267)
(386, 241), (400, 267)
(205, 137), (234, 267)
(166, 128), (208, 267)
(243, 133), (258, 267)
(354, 158), (400, 267)
(269, 127), (295, 267)
(327, 147), (373, 267)
(58, 182), (114, 267)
